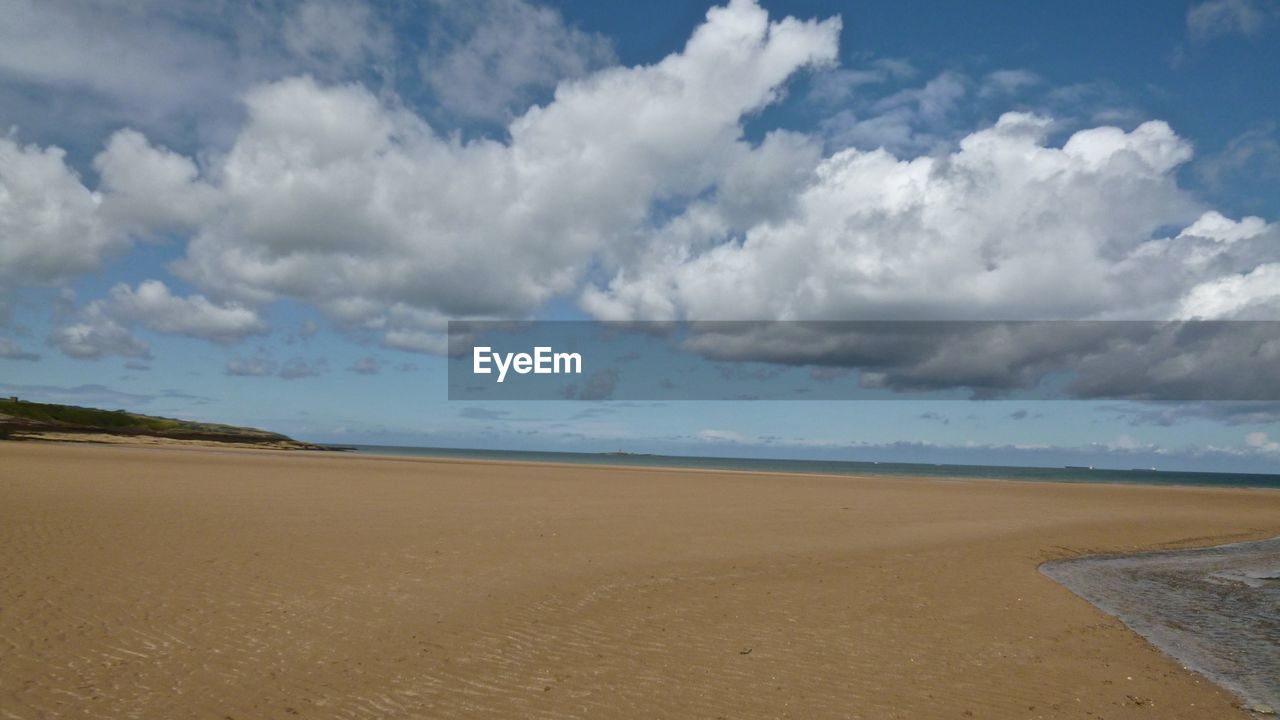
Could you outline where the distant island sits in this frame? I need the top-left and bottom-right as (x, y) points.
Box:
(0, 397), (336, 451)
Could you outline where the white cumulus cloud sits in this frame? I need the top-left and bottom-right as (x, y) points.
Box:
(6, 0), (1280, 376)
(48, 304), (150, 360)
(93, 129), (218, 235)
(0, 136), (119, 291)
(155, 0), (840, 349)
(582, 113), (1246, 322)
(98, 280), (268, 344)
(45, 280), (266, 359)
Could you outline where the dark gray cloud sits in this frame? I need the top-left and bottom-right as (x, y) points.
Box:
(563, 367), (619, 401)
(1115, 401), (1280, 427)
(448, 320), (1280, 405)
(681, 321), (1280, 402)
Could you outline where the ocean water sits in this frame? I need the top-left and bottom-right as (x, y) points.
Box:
(345, 445), (1280, 490)
(1042, 538), (1280, 715)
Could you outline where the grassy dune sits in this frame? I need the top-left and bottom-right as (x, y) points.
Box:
(0, 398), (327, 449)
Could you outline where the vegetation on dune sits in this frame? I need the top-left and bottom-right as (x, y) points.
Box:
(0, 398), (324, 448)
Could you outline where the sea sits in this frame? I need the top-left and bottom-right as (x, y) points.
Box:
(345, 445), (1280, 490)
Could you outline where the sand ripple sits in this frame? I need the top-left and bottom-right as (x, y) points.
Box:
(3, 443), (1278, 718)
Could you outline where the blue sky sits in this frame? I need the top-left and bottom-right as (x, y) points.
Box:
(2, 0), (1279, 471)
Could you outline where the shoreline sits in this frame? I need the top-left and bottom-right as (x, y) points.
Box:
(1042, 537), (1280, 716)
(4, 441), (1279, 718)
(8, 435), (1279, 494)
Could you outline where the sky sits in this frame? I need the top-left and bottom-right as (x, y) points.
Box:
(2, 0), (1280, 472)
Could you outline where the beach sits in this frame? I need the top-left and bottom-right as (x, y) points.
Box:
(2, 442), (1277, 719)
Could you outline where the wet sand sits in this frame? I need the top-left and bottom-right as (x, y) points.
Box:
(2, 442), (1278, 719)
(1042, 538), (1280, 716)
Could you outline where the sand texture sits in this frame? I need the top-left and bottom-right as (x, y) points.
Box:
(2, 442), (1278, 719)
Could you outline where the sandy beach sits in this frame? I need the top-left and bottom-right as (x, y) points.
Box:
(2, 442), (1277, 719)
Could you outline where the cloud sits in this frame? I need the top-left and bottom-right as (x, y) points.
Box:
(1196, 123), (1280, 191)
(226, 355), (275, 377)
(1177, 210), (1270, 244)
(1108, 433), (1151, 451)
(97, 280), (268, 344)
(0, 337), (38, 360)
(806, 57), (917, 106)
(697, 428), (746, 443)
(4, 0), (1279, 390)
(660, 321), (1280, 401)
(1117, 401), (1280, 426)
(48, 304), (150, 360)
(279, 357), (325, 379)
(0, 3), (860, 357)
(93, 129), (218, 235)
(569, 406), (617, 420)
(979, 69), (1040, 98)
(0, 135), (121, 293)
(810, 366), (852, 382)
(1244, 430), (1280, 453)
(45, 280), (266, 359)
(0, 129), (221, 309)
(679, 434), (1280, 471)
(1178, 264), (1280, 319)
(0, 3), (229, 109)
(225, 354), (325, 380)
(136, 1), (839, 351)
(0, 0), (404, 149)
(0, 382), (211, 408)
(563, 367), (619, 400)
(459, 406), (510, 421)
(819, 71), (968, 154)
(420, 0), (615, 122)
(382, 328), (450, 355)
(347, 356), (381, 374)
(583, 113), (1238, 322)
(0, 382), (153, 407)
(1186, 0), (1270, 41)
(283, 0), (390, 68)
(813, 68), (1134, 159)
(0, 1), (279, 147)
